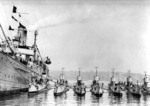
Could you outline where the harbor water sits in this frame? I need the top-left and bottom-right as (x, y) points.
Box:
(0, 89), (150, 106)
(0, 81), (150, 106)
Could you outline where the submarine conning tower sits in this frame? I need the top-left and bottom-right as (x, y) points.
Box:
(94, 76), (99, 81)
(77, 69), (82, 81)
(110, 69), (116, 83)
(60, 73), (65, 80)
(60, 68), (65, 80)
(127, 70), (132, 83)
(94, 67), (99, 81)
(143, 72), (149, 83)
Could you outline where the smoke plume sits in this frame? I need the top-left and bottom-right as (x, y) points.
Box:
(27, 5), (99, 30)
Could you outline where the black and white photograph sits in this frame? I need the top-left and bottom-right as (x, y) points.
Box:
(0, 0), (150, 106)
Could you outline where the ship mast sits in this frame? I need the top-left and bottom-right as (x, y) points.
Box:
(77, 68), (82, 81)
(62, 68), (64, 74)
(112, 68), (115, 77)
(79, 68), (81, 76)
(32, 30), (44, 63)
(129, 70), (130, 77)
(95, 67), (98, 76)
(33, 30), (38, 62)
(145, 71), (147, 77)
(34, 30), (38, 47)
(60, 68), (64, 80)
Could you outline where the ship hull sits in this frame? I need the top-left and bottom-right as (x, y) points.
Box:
(126, 86), (141, 98)
(54, 86), (69, 96)
(0, 52), (31, 96)
(73, 86), (86, 97)
(109, 90), (123, 97)
(126, 90), (141, 97)
(28, 85), (50, 96)
(109, 85), (123, 97)
(90, 84), (104, 97)
(74, 90), (86, 96)
(91, 91), (103, 97)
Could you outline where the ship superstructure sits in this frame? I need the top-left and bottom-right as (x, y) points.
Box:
(0, 5), (51, 95)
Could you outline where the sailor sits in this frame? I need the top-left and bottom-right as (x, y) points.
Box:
(21, 54), (25, 60)
(93, 80), (96, 85)
(45, 56), (51, 64)
(97, 80), (101, 86)
(39, 78), (43, 84)
(65, 80), (68, 85)
(38, 56), (41, 65)
(28, 57), (33, 68)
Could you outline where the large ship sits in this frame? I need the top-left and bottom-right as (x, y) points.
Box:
(0, 6), (51, 95)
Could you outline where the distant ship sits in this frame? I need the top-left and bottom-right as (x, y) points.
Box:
(90, 67), (104, 97)
(54, 69), (69, 96)
(73, 69), (86, 96)
(0, 5), (51, 95)
(108, 69), (123, 96)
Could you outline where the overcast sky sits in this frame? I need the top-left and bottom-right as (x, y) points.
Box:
(0, 0), (150, 74)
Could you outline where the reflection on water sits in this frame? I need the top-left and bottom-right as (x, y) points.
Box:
(90, 93), (104, 106)
(0, 89), (150, 106)
(73, 92), (85, 106)
(75, 96), (85, 106)
(126, 92), (141, 104)
(54, 93), (67, 105)
(108, 92), (124, 105)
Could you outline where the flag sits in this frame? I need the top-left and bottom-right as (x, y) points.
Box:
(19, 22), (26, 29)
(8, 25), (14, 31)
(12, 6), (17, 13)
(12, 16), (18, 22)
(19, 13), (21, 17)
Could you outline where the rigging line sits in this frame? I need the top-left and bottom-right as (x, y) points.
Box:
(14, 0), (30, 25)
(0, 34), (4, 41)
(0, 24), (14, 53)
(20, 17), (31, 24)
(0, 28), (4, 41)
(36, 46), (44, 62)
(0, 3), (8, 35)
(2, 0), (13, 39)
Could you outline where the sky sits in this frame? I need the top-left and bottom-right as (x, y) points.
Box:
(0, 0), (150, 74)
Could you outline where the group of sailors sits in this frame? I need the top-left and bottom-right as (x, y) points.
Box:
(76, 75), (85, 87)
(55, 79), (68, 86)
(30, 76), (50, 87)
(55, 73), (68, 87)
(91, 76), (104, 87)
(7, 52), (51, 74)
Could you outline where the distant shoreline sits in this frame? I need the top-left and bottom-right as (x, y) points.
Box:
(49, 70), (145, 82)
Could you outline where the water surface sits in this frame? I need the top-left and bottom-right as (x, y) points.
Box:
(0, 81), (150, 106)
(0, 88), (150, 106)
